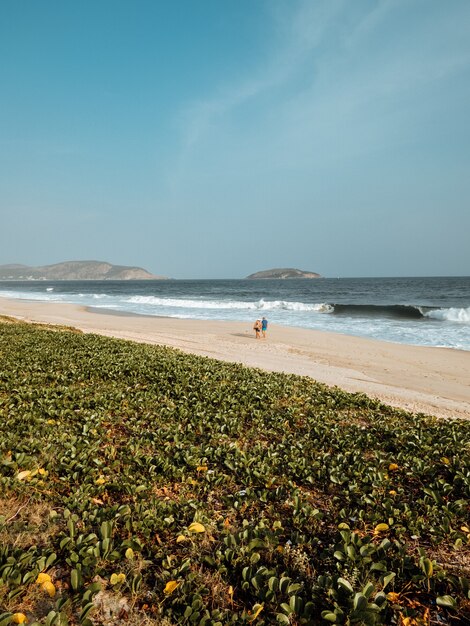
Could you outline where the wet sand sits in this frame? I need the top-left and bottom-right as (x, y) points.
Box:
(1, 296), (469, 420)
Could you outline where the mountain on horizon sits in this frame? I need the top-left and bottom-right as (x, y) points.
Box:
(0, 260), (166, 280)
(246, 268), (321, 279)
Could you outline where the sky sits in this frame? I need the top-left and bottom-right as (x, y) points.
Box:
(1, 0), (469, 279)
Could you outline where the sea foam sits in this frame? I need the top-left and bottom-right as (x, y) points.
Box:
(424, 307), (470, 324)
(124, 295), (332, 313)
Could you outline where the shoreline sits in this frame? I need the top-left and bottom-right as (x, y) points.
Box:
(1, 295), (469, 420)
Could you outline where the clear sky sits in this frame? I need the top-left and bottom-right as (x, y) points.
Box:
(1, 0), (469, 278)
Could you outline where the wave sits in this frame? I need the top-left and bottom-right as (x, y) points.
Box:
(124, 296), (333, 313)
(423, 307), (470, 323)
(331, 304), (426, 319)
(331, 303), (470, 323)
(123, 297), (469, 322)
(1, 287), (467, 326)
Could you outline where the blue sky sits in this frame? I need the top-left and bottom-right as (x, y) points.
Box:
(1, 0), (469, 278)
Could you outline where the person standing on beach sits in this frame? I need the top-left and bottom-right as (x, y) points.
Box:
(253, 319), (261, 339)
(261, 317), (268, 339)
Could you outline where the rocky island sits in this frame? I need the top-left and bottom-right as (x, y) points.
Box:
(246, 268), (321, 279)
(0, 261), (166, 280)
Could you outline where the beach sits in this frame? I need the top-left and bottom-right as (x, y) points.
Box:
(1, 295), (469, 420)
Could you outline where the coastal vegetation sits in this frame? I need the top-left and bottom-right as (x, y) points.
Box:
(0, 318), (469, 625)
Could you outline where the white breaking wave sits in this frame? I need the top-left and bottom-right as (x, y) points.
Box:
(78, 293), (109, 299)
(125, 295), (333, 313)
(0, 290), (66, 302)
(424, 307), (470, 324)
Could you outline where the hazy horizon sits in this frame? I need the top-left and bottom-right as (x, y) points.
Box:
(1, 1), (470, 278)
(0, 259), (469, 280)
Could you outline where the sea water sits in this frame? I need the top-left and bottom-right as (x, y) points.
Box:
(1, 276), (469, 351)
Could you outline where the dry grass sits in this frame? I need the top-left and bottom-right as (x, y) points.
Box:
(0, 577), (57, 620)
(0, 496), (60, 549)
(429, 543), (470, 579)
(0, 316), (82, 333)
(119, 613), (176, 626)
(0, 315), (20, 324)
(115, 611), (176, 626)
(92, 586), (177, 626)
(195, 567), (235, 612)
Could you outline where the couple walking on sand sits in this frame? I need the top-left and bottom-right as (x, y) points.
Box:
(253, 317), (268, 339)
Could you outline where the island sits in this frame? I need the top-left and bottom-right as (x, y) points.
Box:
(0, 260), (166, 281)
(246, 268), (321, 279)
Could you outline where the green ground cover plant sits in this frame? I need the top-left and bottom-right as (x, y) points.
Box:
(0, 319), (469, 625)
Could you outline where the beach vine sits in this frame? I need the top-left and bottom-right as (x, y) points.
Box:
(0, 319), (469, 625)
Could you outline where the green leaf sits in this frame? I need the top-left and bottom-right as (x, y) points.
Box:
(248, 538), (266, 550)
(289, 595), (302, 613)
(280, 603), (292, 615)
(79, 602), (95, 623)
(337, 577), (354, 594)
(420, 558), (433, 578)
(382, 572), (396, 589)
(287, 583), (303, 595)
(0, 613), (13, 626)
(362, 582), (375, 598)
(353, 593), (368, 610)
(71, 568), (80, 591)
(436, 595), (457, 608)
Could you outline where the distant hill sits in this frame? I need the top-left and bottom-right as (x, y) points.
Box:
(246, 268), (321, 279)
(0, 261), (166, 280)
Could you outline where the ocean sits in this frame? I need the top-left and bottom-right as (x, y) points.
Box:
(1, 276), (469, 351)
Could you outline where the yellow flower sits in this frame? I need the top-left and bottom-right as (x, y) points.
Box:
(12, 615), (28, 624)
(188, 522), (206, 533)
(36, 572), (52, 584)
(388, 463), (399, 471)
(164, 580), (179, 595)
(110, 573), (126, 585)
(42, 581), (56, 597)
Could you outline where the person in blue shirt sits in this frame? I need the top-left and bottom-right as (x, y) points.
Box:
(261, 317), (268, 339)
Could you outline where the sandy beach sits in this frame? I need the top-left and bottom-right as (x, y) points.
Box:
(1, 296), (469, 420)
